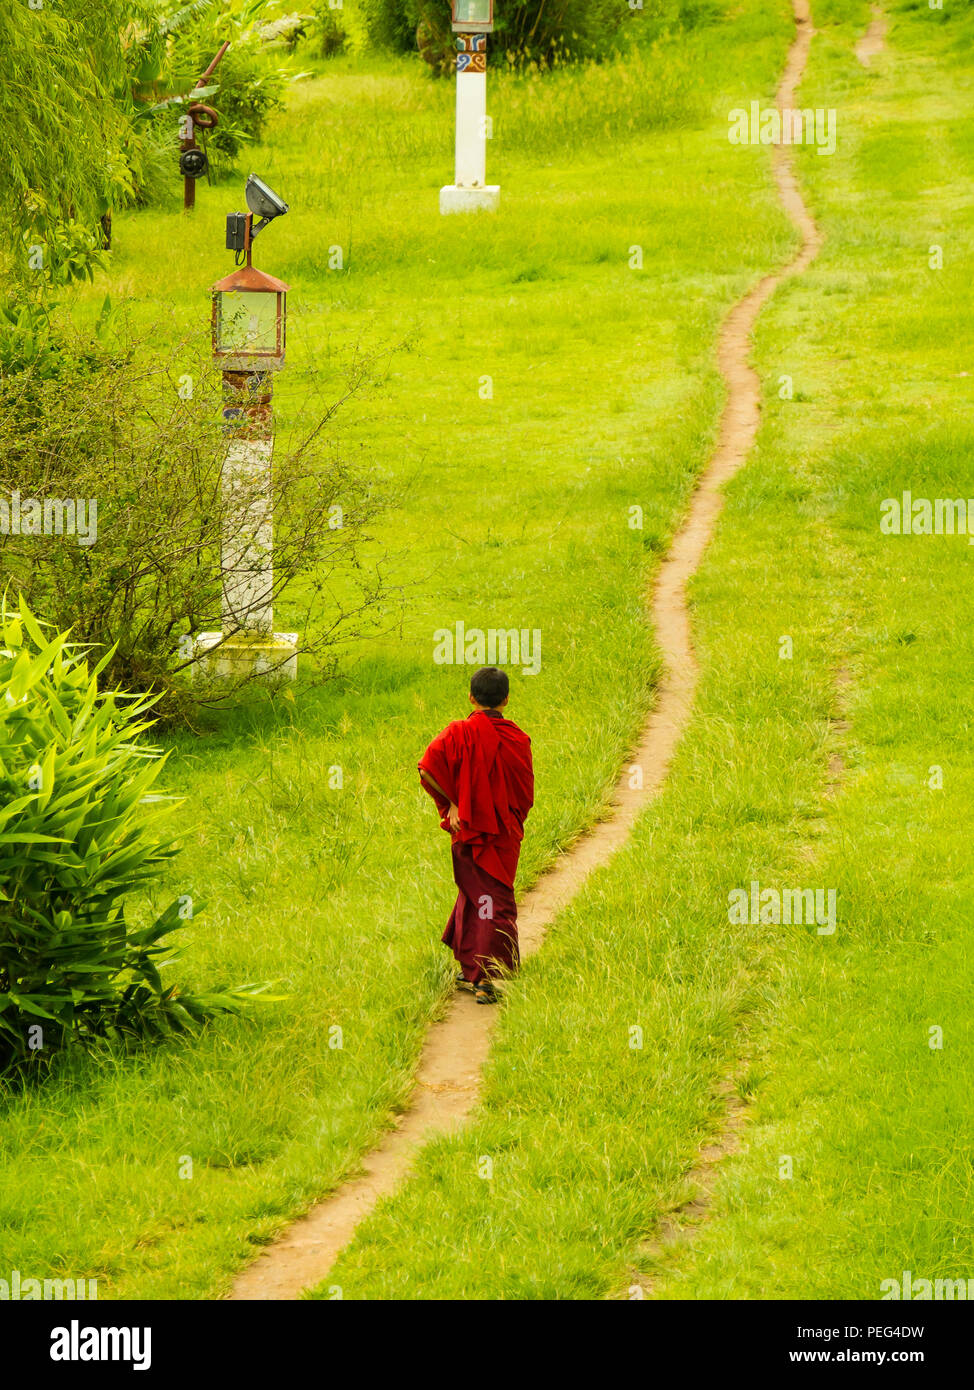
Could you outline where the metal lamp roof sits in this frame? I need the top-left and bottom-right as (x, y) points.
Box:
(210, 265), (290, 294)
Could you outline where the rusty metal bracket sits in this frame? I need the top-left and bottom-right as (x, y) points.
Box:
(181, 42), (230, 210)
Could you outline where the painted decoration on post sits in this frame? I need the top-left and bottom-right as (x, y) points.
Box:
(221, 370), (273, 436)
(457, 34), (487, 73)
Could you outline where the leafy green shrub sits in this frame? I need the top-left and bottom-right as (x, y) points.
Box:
(0, 301), (67, 381)
(125, 1), (290, 186)
(358, 0), (419, 53)
(0, 595), (259, 1077)
(120, 99), (186, 210)
(305, 2), (348, 56)
(189, 35), (287, 165)
(18, 208), (109, 290)
(0, 277), (120, 399)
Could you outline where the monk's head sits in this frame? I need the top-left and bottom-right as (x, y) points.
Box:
(470, 666), (509, 711)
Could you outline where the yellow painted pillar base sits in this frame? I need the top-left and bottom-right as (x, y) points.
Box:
(194, 631), (298, 683)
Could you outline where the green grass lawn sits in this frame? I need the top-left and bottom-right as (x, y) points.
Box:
(0, 0), (796, 1297)
(649, 0), (974, 1299)
(308, 0), (974, 1299)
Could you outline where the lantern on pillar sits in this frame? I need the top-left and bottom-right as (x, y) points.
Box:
(441, 0), (499, 213)
(194, 175), (298, 685)
(451, 0), (494, 33)
(211, 266), (287, 440)
(212, 266), (287, 371)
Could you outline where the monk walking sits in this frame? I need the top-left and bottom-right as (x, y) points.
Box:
(418, 666), (534, 1004)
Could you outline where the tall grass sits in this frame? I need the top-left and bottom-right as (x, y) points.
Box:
(272, 38), (704, 213)
(0, 0), (794, 1298)
(315, 0), (974, 1300)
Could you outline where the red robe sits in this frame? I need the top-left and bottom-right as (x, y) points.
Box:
(419, 709), (534, 982)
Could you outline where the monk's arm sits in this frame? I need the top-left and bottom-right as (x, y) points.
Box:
(419, 768), (460, 830)
(419, 767), (448, 799)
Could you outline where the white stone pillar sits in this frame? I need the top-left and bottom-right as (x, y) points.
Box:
(455, 66), (487, 187)
(440, 35), (500, 214)
(195, 370), (297, 682)
(220, 437), (274, 634)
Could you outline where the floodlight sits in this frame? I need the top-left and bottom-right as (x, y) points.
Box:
(245, 175), (289, 231)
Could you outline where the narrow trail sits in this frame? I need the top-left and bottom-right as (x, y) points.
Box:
(626, 0), (827, 1297)
(856, 4), (887, 67)
(230, 0), (823, 1302)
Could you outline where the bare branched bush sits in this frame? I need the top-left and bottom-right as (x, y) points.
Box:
(0, 318), (400, 721)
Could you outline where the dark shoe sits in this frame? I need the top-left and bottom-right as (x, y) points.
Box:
(475, 979), (498, 1005)
(456, 973), (474, 993)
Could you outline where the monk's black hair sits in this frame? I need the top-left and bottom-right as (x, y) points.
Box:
(470, 666), (509, 708)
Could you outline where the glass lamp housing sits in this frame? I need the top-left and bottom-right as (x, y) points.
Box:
(210, 265), (289, 371)
(452, 0), (493, 33)
(217, 291), (278, 353)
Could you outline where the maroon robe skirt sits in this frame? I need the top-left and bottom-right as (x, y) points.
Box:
(443, 841), (520, 983)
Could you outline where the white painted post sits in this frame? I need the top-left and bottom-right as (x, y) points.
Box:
(221, 435), (275, 635)
(440, 34), (500, 214)
(196, 378), (298, 681)
(455, 63), (487, 188)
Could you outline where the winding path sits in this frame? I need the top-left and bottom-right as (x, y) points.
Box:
(230, 0), (823, 1301)
(856, 4), (887, 67)
(626, 0), (831, 1296)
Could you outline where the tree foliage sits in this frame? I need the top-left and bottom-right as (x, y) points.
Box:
(0, 0), (294, 280)
(0, 0), (137, 271)
(358, 0), (721, 68)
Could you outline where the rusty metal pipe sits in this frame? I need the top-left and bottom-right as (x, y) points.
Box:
(183, 41), (230, 211)
(198, 40), (230, 86)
